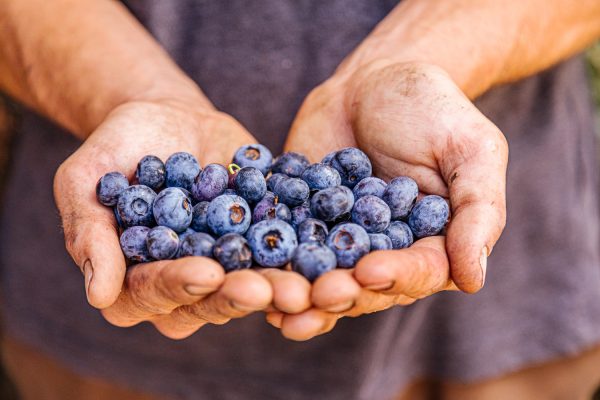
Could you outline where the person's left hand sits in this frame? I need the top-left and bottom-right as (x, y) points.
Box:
(262, 61), (508, 340)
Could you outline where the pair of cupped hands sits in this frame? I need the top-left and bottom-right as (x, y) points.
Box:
(54, 61), (508, 340)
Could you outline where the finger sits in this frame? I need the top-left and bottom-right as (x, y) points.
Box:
(260, 269), (311, 314)
(101, 257), (224, 327)
(266, 312), (284, 329)
(440, 122), (508, 293)
(151, 314), (208, 340)
(354, 236), (456, 298)
(54, 157), (126, 309)
(311, 269), (361, 313)
(280, 309), (339, 341)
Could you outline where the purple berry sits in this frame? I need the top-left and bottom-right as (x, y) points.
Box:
(96, 171), (129, 206)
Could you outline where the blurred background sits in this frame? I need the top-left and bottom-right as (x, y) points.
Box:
(0, 45), (599, 399)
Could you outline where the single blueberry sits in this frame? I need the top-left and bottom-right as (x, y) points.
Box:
(207, 194), (251, 236)
(290, 203), (313, 229)
(273, 177), (309, 207)
(382, 176), (418, 220)
(234, 167), (267, 204)
(191, 163), (228, 202)
(190, 201), (210, 233)
(351, 195), (391, 233)
(232, 144), (273, 176)
(135, 155), (165, 191)
(271, 152), (309, 178)
(213, 233), (253, 272)
(297, 218), (328, 244)
(329, 147), (372, 188)
(114, 207), (125, 229)
(246, 219), (298, 268)
(96, 171), (129, 206)
(368, 233), (392, 251)
(153, 187), (193, 232)
(178, 228), (197, 241)
(301, 163), (342, 191)
(326, 223), (370, 268)
(120, 226), (152, 263)
(384, 221), (414, 249)
(165, 152), (201, 191)
(252, 192), (292, 224)
(266, 173), (288, 192)
(321, 151), (337, 165)
(178, 232), (215, 258)
(116, 185), (157, 227)
(408, 195), (450, 238)
(310, 185), (354, 222)
(353, 177), (387, 200)
(291, 242), (337, 282)
(146, 226), (179, 260)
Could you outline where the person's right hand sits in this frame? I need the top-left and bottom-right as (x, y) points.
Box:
(54, 99), (273, 339)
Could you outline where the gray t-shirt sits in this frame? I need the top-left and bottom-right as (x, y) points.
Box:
(2, 1), (600, 399)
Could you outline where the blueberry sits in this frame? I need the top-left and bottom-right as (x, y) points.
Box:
(382, 176), (418, 220)
(266, 173), (288, 192)
(252, 192), (292, 224)
(232, 144), (273, 176)
(153, 187), (193, 232)
(384, 221), (414, 249)
(165, 152), (201, 191)
(135, 155), (165, 191)
(273, 177), (309, 207)
(191, 163), (228, 202)
(178, 232), (215, 258)
(227, 164), (240, 189)
(178, 187), (196, 205)
(234, 167), (267, 204)
(351, 195), (391, 233)
(114, 207), (125, 229)
(146, 226), (179, 260)
(120, 226), (152, 263)
(328, 147), (372, 188)
(290, 203), (313, 229)
(297, 218), (328, 244)
(326, 223), (370, 268)
(291, 242), (337, 282)
(116, 185), (157, 227)
(368, 233), (392, 251)
(223, 188), (237, 196)
(207, 194), (251, 236)
(310, 185), (354, 222)
(301, 163), (342, 191)
(96, 171), (129, 206)
(408, 195), (449, 238)
(246, 219), (297, 268)
(321, 151), (337, 165)
(190, 201), (210, 233)
(353, 177), (387, 200)
(271, 152), (309, 178)
(178, 228), (197, 241)
(213, 233), (253, 272)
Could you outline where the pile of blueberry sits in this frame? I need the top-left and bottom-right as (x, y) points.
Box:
(96, 145), (449, 282)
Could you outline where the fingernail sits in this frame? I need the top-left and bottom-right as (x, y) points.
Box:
(83, 260), (94, 299)
(230, 300), (258, 313)
(184, 284), (216, 296)
(325, 300), (355, 313)
(480, 247), (488, 287)
(364, 281), (395, 291)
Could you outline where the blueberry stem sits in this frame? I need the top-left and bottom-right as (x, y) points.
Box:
(228, 163), (241, 175)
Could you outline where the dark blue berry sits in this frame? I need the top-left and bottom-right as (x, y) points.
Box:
(146, 226), (179, 260)
(266, 173), (288, 192)
(191, 163), (228, 202)
(232, 144), (273, 176)
(382, 176), (418, 220)
(165, 152), (201, 191)
(178, 232), (215, 258)
(301, 163), (341, 191)
(273, 177), (309, 207)
(234, 167), (267, 204)
(351, 195), (391, 233)
(369, 233), (392, 251)
(290, 203), (313, 229)
(291, 242), (337, 282)
(135, 155), (165, 191)
(246, 219), (297, 268)
(321, 151), (337, 165)
(385, 221), (414, 249)
(153, 187), (193, 232)
(207, 194), (251, 236)
(353, 177), (387, 200)
(408, 195), (449, 238)
(213, 233), (253, 272)
(116, 185), (157, 227)
(114, 207), (125, 229)
(326, 223), (370, 268)
(178, 228), (197, 241)
(120, 226), (152, 262)
(190, 201), (210, 233)
(310, 185), (354, 222)
(297, 218), (328, 244)
(328, 148), (372, 188)
(252, 192), (292, 224)
(271, 152), (309, 178)
(96, 171), (129, 206)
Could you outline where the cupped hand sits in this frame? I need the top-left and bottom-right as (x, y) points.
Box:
(54, 100), (272, 339)
(267, 62), (508, 340)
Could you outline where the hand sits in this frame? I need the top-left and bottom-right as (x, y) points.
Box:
(54, 99), (272, 339)
(267, 62), (508, 340)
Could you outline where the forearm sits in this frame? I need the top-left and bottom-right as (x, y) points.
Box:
(337, 0), (600, 98)
(0, 0), (211, 138)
